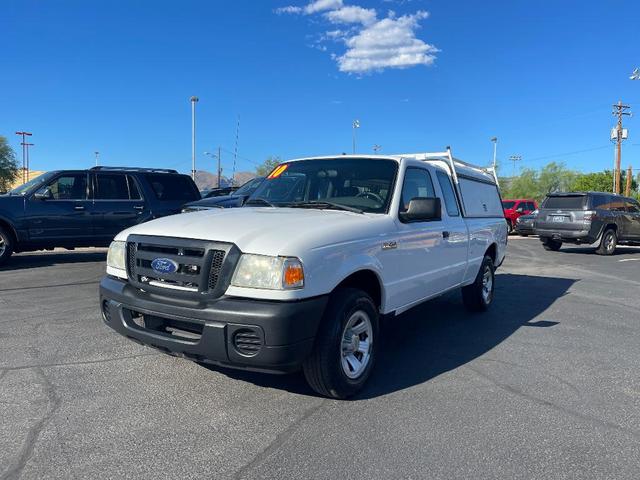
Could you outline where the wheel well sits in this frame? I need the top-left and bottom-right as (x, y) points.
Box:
(0, 219), (18, 246)
(604, 224), (617, 233)
(485, 243), (497, 263)
(334, 270), (382, 309)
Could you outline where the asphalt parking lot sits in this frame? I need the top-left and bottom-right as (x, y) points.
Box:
(1, 237), (639, 479)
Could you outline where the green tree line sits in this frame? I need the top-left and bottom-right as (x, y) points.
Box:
(499, 162), (639, 201)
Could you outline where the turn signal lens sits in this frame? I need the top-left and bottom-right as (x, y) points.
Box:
(283, 259), (304, 288)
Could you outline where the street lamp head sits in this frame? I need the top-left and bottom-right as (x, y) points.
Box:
(190, 96), (199, 103)
(630, 68), (640, 80)
(490, 137), (497, 143)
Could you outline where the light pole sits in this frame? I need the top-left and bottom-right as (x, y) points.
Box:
(509, 155), (522, 177)
(15, 131), (32, 184)
(490, 137), (498, 172)
(352, 120), (360, 154)
(373, 144), (381, 154)
(204, 149), (223, 188)
(94, 151), (100, 167)
(190, 96), (199, 180)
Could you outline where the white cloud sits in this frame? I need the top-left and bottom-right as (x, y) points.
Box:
(276, 0), (343, 15)
(304, 0), (343, 14)
(275, 5), (303, 14)
(276, 2), (438, 74)
(336, 11), (438, 73)
(325, 6), (377, 26)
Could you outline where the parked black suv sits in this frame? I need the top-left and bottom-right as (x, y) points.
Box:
(535, 191), (640, 254)
(0, 166), (200, 265)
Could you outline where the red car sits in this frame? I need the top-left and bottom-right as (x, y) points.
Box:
(502, 198), (538, 233)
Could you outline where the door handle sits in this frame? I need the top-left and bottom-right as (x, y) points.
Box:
(74, 205), (85, 211)
(133, 205), (144, 210)
(442, 231), (450, 239)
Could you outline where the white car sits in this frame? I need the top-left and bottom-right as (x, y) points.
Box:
(100, 150), (507, 398)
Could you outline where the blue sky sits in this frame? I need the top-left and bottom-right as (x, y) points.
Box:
(2, 0), (640, 178)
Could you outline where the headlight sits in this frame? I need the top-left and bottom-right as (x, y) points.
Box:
(106, 241), (127, 279)
(231, 254), (304, 290)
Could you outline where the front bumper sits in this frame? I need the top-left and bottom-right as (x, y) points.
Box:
(99, 276), (328, 373)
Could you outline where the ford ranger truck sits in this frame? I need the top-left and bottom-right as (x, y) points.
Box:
(100, 150), (508, 398)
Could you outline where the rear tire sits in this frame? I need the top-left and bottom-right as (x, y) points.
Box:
(462, 255), (495, 312)
(303, 288), (379, 399)
(542, 238), (562, 251)
(0, 226), (14, 266)
(596, 228), (617, 255)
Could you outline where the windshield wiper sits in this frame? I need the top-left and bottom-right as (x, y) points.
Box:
(244, 197), (276, 207)
(288, 201), (363, 214)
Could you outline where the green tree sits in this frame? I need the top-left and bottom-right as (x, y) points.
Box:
(0, 136), (19, 192)
(538, 162), (577, 195)
(571, 170), (637, 194)
(256, 156), (281, 177)
(571, 171), (614, 193)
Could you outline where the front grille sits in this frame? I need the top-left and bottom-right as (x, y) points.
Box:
(126, 235), (237, 297)
(208, 250), (226, 290)
(233, 328), (263, 356)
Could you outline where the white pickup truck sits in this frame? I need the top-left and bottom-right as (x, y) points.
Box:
(100, 150), (507, 398)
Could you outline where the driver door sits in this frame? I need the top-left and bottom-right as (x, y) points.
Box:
(25, 172), (94, 242)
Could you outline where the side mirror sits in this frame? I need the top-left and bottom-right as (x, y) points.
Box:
(399, 197), (441, 223)
(516, 207), (525, 213)
(34, 188), (53, 200)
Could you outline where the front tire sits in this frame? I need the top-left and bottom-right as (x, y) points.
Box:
(462, 255), (495, 312)
(303, 288), (379, 399)
(596, 228), (617, 255)
(0, 226), (14, 266)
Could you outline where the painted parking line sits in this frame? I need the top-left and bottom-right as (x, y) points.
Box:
(619, 258), (640, 262)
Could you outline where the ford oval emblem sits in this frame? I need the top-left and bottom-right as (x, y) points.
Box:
(151, 257), (178, 274)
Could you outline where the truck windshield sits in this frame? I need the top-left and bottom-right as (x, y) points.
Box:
(8, 171), (57, 196)
(246, 158), (398, 214)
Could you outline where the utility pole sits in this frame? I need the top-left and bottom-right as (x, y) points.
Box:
(190, 96), (199, 180)
(625, 165), (633, 197)
(15, 131), (32, 184)
(24, 143), (34, 182)
(94, 151), (100, 167)
(612, 100), (631, 194)
(509, 154), (522, 177)
(352, 120), (360, 154)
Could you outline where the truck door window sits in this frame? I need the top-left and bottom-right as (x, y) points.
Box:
(400, 168), (435, 213)
(435, 170), (459, 217)
(43, 174), (88, 200)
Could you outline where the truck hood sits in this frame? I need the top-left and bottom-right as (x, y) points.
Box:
(116, 207), (393, 256)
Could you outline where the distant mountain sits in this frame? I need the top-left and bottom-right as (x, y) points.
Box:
(194, 170), (257, 190)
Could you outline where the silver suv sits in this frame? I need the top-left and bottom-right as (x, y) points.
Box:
(535, 192), (640, 255)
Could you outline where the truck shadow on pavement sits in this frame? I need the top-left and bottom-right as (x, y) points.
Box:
(205, 273), (576, 399)
(0, 251), (107, 272)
